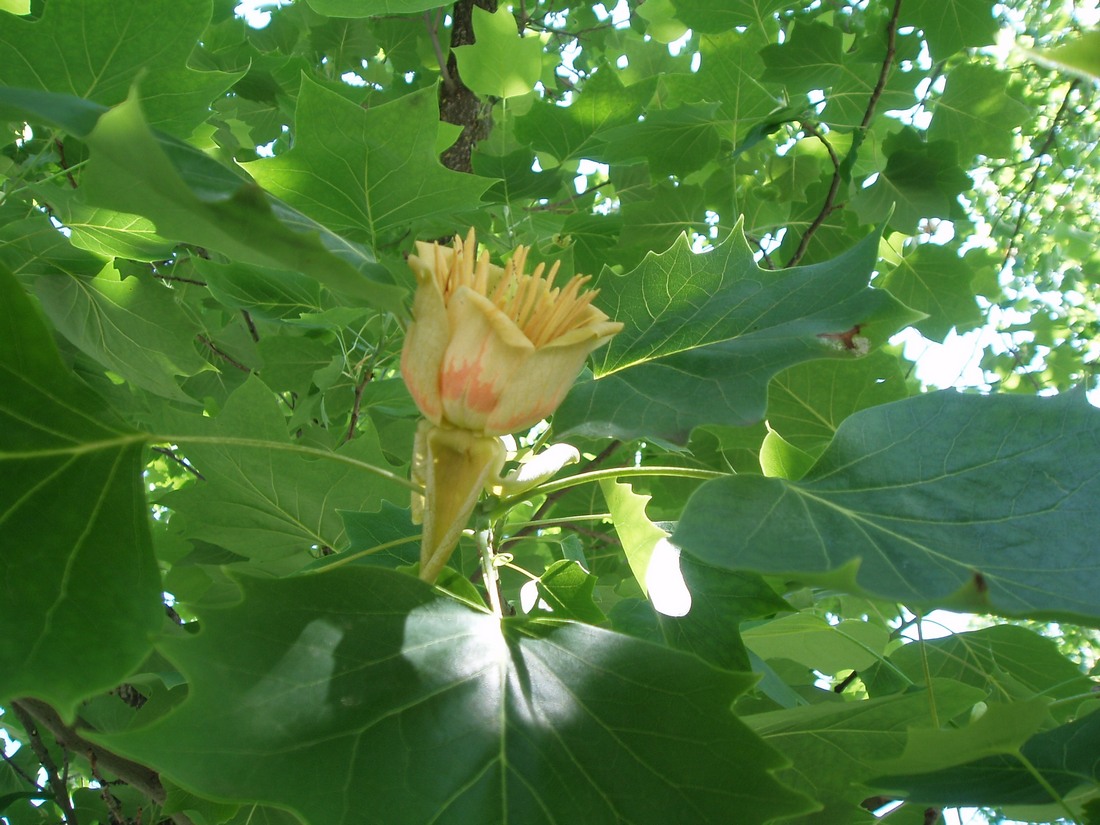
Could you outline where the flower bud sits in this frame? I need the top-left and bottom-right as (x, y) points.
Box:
(401, 228), (622, 437)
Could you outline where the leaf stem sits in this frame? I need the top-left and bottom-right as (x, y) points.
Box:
(153, 435), (422, 492)
(491, 465), (724, 514)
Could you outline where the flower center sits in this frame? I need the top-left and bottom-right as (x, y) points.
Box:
(434, 229), (602, 348)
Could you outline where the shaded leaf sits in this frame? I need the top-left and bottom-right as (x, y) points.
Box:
(928, 63), (1032, 160)
(34, 266), (209, 402)
(101, 567), (814, 825)
(556, 226), (910, 444)
(898, 0), (999, 60)
(161, 377), (406, 570)
(747, 680), (985, 824)
(0, 0), (236, 135)
(872, 708), (1100, 806)
(246, 79), (492, 247)
(0, 263), (160, 716)
(674, 390), (1100, 622)
(879, 241), (983, 340)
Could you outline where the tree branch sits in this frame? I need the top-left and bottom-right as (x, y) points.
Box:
(197, 334), (251, 373)
(505, 439), (621, 543)
(999, 79), (1081, 272)
(11, 698), (195, 825)
(10, 702), (79, 825)
(786, 0), (903, 267)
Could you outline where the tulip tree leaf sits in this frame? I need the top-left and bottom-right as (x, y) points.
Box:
(556, 226), (912, 444)
(674, 390), (1100, 623)
(871, 709), (1100, 806)
(34, 266), (210, 402)
(304, 0), (442, 17)
(513, 68), (655, 163)
(0, 263), (160, 716)
(878, 242), (983, 341)
(0, 0), (237, 135)
(928, 63), (1032, 160)
(247, 79), (493, 248)
(864, 624), (1100, 710)
(747, 681), (986, 824)
(0, 84), (409, 313)
(101, 567), (814, 825)
(454, 7), (543, 99)
(898, 0), (999, 60)
(160, 377), (407, 569)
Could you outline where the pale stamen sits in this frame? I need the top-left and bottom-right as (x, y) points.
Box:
(436, 232), (601, 346)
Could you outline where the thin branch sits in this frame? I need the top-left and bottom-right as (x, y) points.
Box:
(0, 743), (47, 793)
(196, 334), (251, 373)
(241, 309), (260, 343)
(11, 699), (195, 825)
(785, 0), (903, 267)
(10, 703), (79, 825)
(151, 272), (208, 286)
(424, 9), (455, 90)
(54, 139), (79, 189)
(151, 446), (206, 480)
(343, 368), (374, 444)
(503, 440), (621, 543)
(999, 79), (1081, 272)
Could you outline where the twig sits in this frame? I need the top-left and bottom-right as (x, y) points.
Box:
(424, 9), (455, 90)
(343, 368), (374, 444)
(151, 446), (206, 480)
(505, 440), (621, 543)
(196, 334), (251, 373)
(54, 139), (79, 189)
(10, 703), (79, 825)
(11, 699), (195, 825)
(151, 272), (207, 286)
(998, 79), (1081, 272)
(0, 744), (47, 793)
(785, 0), (903, 267)
(241, 310), (259, 343)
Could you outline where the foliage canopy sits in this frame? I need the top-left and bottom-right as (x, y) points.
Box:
(1, 0), (1099, 823)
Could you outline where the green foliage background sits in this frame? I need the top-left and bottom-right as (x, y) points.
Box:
(1, 0), (1098, 823)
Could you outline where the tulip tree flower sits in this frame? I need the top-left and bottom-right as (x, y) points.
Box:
(401, 229), (622, 583)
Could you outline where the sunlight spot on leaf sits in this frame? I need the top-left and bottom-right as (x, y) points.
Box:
(646, 539), (692, 617)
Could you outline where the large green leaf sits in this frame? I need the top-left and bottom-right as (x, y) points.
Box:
(660, 30), (778, 142)
(453, 7), (542, 99)
(555, 227), (911, 444)
(0, 0), (236, 135)
(872, 708), (1100, 807)
(246, 79), (492, 248)
(928, 63), (1031, 160)
(864, 624), (1099, 713)
(746, 680), (985, 823)
(101, 567), (814, 825)
(0, 264), (160, 716)
(304, 0), (442, 17)
(674, 390), (1100, 622)
(513, 68), (655, 163)
(0, 86), (404, 313)
(878, 241), (983, 341)
(160, 377), (407, 570)
(34, 265), (210, 402)
(898, 0), (999, 60)
(850, 128), (971, 234)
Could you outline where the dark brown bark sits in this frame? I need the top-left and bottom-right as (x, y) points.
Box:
(438, 0), (499, 172)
